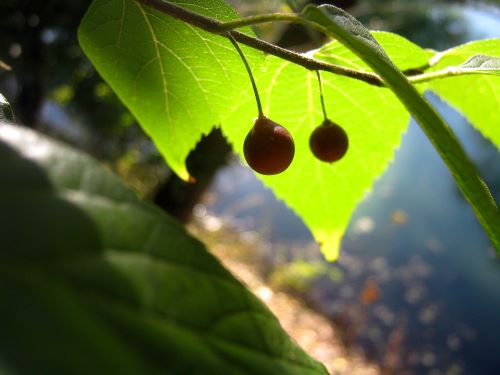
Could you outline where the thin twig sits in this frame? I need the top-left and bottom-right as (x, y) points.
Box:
(409, 68), (499, 84)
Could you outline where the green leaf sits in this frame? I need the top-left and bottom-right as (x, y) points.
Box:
(0, 93), (14, 122)
(221, 58), (408, 261)
(0, 124), (327, 374)
(315, 31), (434, 73)
(78, 0), (263, 180)
(300, 5), (500, 253)
(423, 39), (500, 150)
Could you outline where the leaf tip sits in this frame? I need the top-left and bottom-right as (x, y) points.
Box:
(167, 159), (191, 182)
(316, 229), (342, 262)
(179, 169), (191, 182)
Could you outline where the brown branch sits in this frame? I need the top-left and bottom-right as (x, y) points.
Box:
(136, 0), (384, 86)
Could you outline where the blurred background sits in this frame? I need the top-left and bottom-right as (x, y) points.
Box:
(1, 1), (499, 374)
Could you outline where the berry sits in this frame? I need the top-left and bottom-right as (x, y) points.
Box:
(309, 119), (348, 162)
(244, 116), (295, 175)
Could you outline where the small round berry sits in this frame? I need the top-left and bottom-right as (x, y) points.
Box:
(309, 119), (348, 162)
(244, 116), (295, 175)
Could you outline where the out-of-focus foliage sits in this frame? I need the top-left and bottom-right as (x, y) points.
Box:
(0, 0), (130, 131)
(0, 1), (171, 198)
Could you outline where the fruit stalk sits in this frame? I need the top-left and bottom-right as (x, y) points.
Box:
(316, 70), (328, 121)
(227, 32), (262, 117)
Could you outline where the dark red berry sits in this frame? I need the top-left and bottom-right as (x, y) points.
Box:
(309, 119), (348, 162)
(244, 116), (295, 175)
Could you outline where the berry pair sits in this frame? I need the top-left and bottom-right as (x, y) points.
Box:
(244, 116), (348, 175)
(228, 33), (347, 176)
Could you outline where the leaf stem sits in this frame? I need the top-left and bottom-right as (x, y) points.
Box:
(316, 71), (328, 121)
(227, 33), (263, 117)
(218, 13), (300, 31)
(409, 67), (498, 84)
(136, 0), (384, 86)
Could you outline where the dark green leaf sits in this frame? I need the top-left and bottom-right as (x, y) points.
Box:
(0, 124), (327, 374)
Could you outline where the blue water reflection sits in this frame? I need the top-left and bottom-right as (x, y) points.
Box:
(201, 5), (500, 375)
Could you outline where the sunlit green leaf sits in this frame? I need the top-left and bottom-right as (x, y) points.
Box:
(78, 0), (263, 180)
(300, 4), (500, 254)
(0, 124), (327, 374)
(222, 58), (408, 260)
(422, 40), (500, 149)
